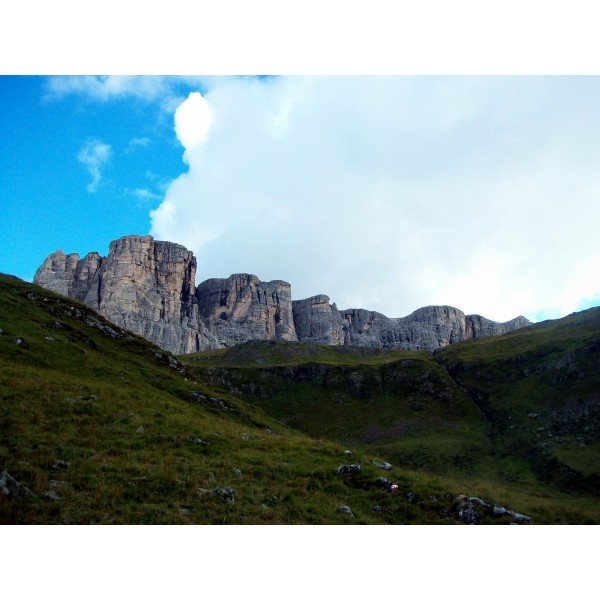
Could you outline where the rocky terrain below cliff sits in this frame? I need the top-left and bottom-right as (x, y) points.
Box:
(34, 235), (530, 354)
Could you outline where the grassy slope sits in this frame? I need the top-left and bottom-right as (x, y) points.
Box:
(182, 318), (600, 523)
(0, 274), (494, 525)
(184, 343), (492, 475)
(2, 273), (598, 523)
(435, 309), (600, 493)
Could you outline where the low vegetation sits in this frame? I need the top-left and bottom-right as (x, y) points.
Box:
(1, 273), (598, 523)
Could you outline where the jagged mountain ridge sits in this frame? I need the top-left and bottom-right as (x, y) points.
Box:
(34, 235), (530, 354)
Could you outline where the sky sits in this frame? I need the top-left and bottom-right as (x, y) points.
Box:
(2, 75), (600, 323)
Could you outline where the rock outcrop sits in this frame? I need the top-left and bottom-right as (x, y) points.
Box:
(292, 295), (345, 345)
(35, 235), (220, 354)
(294, 297), (528, 350)
(34, 234), (531, 354)
(197, 274), (297, 346)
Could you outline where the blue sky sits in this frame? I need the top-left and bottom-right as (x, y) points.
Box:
(2, 75), (600, 324)
(0, 76), (191, 273)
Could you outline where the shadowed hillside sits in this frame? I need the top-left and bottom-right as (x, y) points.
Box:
(1, 273), (598, 524)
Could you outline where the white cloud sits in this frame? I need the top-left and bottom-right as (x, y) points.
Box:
(149, 76), (600, 322)
(127, 136), (151, 150)
(44, 75), (217, 114)
(174, 92), (213, 155)
(47, 76), (171, 103)
(127, 188), (161, 202)
(78, 138), (111, 192)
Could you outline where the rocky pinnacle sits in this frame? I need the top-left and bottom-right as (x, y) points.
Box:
(34, 235), (531, 354)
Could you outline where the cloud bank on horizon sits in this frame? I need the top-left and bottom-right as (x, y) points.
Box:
(146, 77), (600, 323)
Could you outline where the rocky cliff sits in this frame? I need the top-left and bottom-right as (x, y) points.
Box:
(34, 235), (531, 354)
(197, 274), (297, 346)
(35, 236), (220, 354)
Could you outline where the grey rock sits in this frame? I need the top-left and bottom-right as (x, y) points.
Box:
(212, 486), (235, 505)
(35, 235), (220, 354)
(372, 460), (393, 470)
(135, 426), (145, 433)
(456, 500), (479, 524)
(197, 273), (297, 346)
(34, 235), (530, 354)
(406, 491), (418, 504)
(33, 249), (79, 297)
(337, 305), (530, 351)
(492, 505), (532, 524)
(335, 464), (361, 476)
(338, 505), (354, 517)
(188, 391), (237, 413)
(343, 449), (353, 456)
(292, 295), (344, 344)
(0, 471), (36, 499)
(466, 314), (531, 339)
(468, 496), (489, 508)
(372, 505), (384, 514)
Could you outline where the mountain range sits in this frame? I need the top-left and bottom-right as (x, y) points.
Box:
(33, 234), (530, 355)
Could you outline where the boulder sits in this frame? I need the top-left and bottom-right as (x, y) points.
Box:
(335, 464), (361, 476)
(372, 460), (393, 470)
(0, 471), (36, 499)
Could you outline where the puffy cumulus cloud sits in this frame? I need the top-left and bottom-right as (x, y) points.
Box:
(174, 92), (214, 155)
(77, 138), (112, 192)
(150, 76), (600, 322)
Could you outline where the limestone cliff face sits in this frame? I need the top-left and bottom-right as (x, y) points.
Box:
(33, 250), (80, 297)
(337, 305), (468, 350)
(292, 295), (345, 345)
(197, 274), (298, 346)
(292, 299), (529, 351)
(35, 235), (220, 355)
(34, 234), (531, 354)
(465, 314), (531, 339)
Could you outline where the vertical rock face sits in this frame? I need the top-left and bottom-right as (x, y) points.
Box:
(33, 234), (531, 354)
(72, 252), (102, 301)
(35, 235), (221, 354)
(33, 250), (80, 297)
(292, 295), (345, 345)
(466, 314), (531, 339)
(197, 274), (298, 346)
(337, 305), (468, 350)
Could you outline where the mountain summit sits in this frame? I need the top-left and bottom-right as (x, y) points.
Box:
(34, 235), (530, 354)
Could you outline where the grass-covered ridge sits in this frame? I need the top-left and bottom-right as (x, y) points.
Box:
(0, 274), (514, 524)
(182, 313), (600, 524)
(2, 273), (598, 523)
